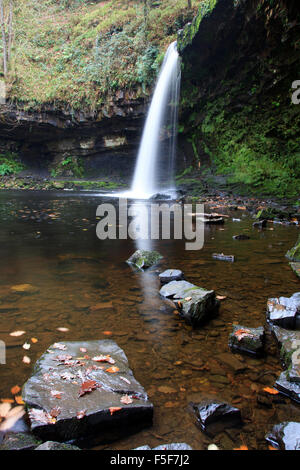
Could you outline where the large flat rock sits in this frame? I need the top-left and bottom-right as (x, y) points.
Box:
(266, 422), (300, 450)
(267, 293), (300, 329)
(22, 340), (153, 442)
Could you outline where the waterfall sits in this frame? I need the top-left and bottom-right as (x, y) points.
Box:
(128, 41), (181, 199)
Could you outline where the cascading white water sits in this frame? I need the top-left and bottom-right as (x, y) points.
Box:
(127, 41), (181, 199)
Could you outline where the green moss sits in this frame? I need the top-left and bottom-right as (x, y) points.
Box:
(286, 235), (300, 262)
(0, 152), (25, 176)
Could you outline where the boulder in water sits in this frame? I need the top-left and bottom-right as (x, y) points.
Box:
(0, 432), (41, 451)
(190, 398), (242, 436)
(286, 235), (300, 262)
(159, 269), (184, 284)
(126, 250), (163, 270)
(229, 324), (264, 356)
(22, 340), (153, 442)
(266, 422), (300, 450)
(267, 293), (300, 329)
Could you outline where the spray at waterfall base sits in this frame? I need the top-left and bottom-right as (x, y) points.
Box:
(96, 199), (204, 251)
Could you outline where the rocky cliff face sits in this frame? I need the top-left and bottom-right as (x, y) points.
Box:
(0, 90), (148, 180)
(178, 0), (300, 197)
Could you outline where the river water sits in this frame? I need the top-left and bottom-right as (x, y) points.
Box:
(0, 190), (299, 449)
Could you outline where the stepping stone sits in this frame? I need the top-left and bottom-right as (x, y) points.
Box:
(274, 372), (300, 404)
(22, 340), (153, 442)
(35, 441), (80, 450)
(267, 292), (300, 329)
(229, 325), (264, 357)
(159, 269), (184, 284)
(126, 250), (163, 270)
(272, 326), (300, 383)
(0, 432), (41, 451)
(266, 422), (300, 450)
(190, 398), (242, 436)
(216, 353), (246, 374)
(212, 253), (234, 262)
(160, 281), (219, 327)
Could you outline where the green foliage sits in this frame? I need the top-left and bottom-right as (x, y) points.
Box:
(51, 156), (84, 178)
(0, 152), (25, 176)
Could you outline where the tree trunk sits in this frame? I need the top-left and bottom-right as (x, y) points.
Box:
(0, 0), (7, 76)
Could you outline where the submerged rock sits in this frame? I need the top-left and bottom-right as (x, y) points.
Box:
(253, 219), (267, 229)
(126, 250), (163, 270)
(22, 340), (153, 442)
(190, 398), (242, 436)
(229, 325), (264, 357)
(267, 293), (300, 330)
(266, 422), (300, 450)
(286, 235), (300, 262)
(10, 284), (39, 295)
(35, 441), (80, 450)
(0, 432), (41, 451)
(232, 234), (250, 240)
(159, 269), (184, 284)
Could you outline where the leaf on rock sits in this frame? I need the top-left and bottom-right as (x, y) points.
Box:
(53, 343), (67, 350)
(15, 396), (24, 405)
(120, 376), (131, 385)
(50, 406), (61, 418)
(105, 366), (119, 373)
(120, 395), (133, 405)
(78, 380), (100, 397)
(233, 445), (248, 450)
(92, 355), (115, 364)
(29, 408), (56, 425)
(263, 387), (279, 395)
(76, 410), (86, 419)
(234, 329), (252, 341)
(109, 407), (121, 415)
(51, 390), (63, 399)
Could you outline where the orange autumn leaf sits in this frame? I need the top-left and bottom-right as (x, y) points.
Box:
(233, 445), (248, 450)
(268, 445), (278, 451)
(263, 387), (279, 395)
(15, 396), (24, 405)
(109, 407), (122, 415)
(11, 385), (21, 395)
(106, 366), (119, 374)
(103, 331), (112, 336)
(31, 338), (38, 343)
(0, 398), (14, 403)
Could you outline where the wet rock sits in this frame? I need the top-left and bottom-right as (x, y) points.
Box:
(198, 216), (224, 225)
(176, 287), (220, 327)
(286, 235), (300, 262)
(266, 422), (300, 450)
(159, 269), (184, 284)
(267, 293), (300, 329)
(272, 326), (300, 383)
(126, 250), (163, 270)
(232, 234), (250, 240)
(275, 372), (300, 404)
(0, 432), (41, 450)
(190, 398), (242, 436)
(134, 443), (192, 450)
(212, 253), (234, 262)
(159, 280), (196, 298)
(153, 443), (193, 450)
(35, 441), (80, 450)
(149, 193), (172, 200)
(229, 325), (264, 357)
(290, 262), (300, 280)
(22, 340), (153, 442)
(253, 219), (267, 229)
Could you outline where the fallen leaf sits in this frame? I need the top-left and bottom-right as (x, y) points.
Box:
(109, 407), (121, 415)
(268, 445), (278, 451)
(31, 338), (38, 343)
(51, 390), (63, 399)
(216, 295), (227, 300)
(77, 410), (86, 419)
(50, 406), (61, 418)
(78, 380), (99, 397)
(120, 376), (131, 385)
(57, 327), (69, 332)
(15, 396), (24, 405)
(10, 385), (21, 395)
(233, 445), (248, 450)
(29, 408), (55, 425)
(120, 395), (133, 405)
(263, 387), (279, 395)
(22, 342), (31, 350)
(103, 331), (112, 336)
(105, 366), (119, 373)
(184, 297), (192, 301)
(10, 331), (26, 337)
(52, 343), (67, 350)
(0, 398), (14, 404)
(22, 356), (31, 364)
(92, 355), (115, 364)
(234, 328), (252, 341)
(80, 348), (87, 353)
